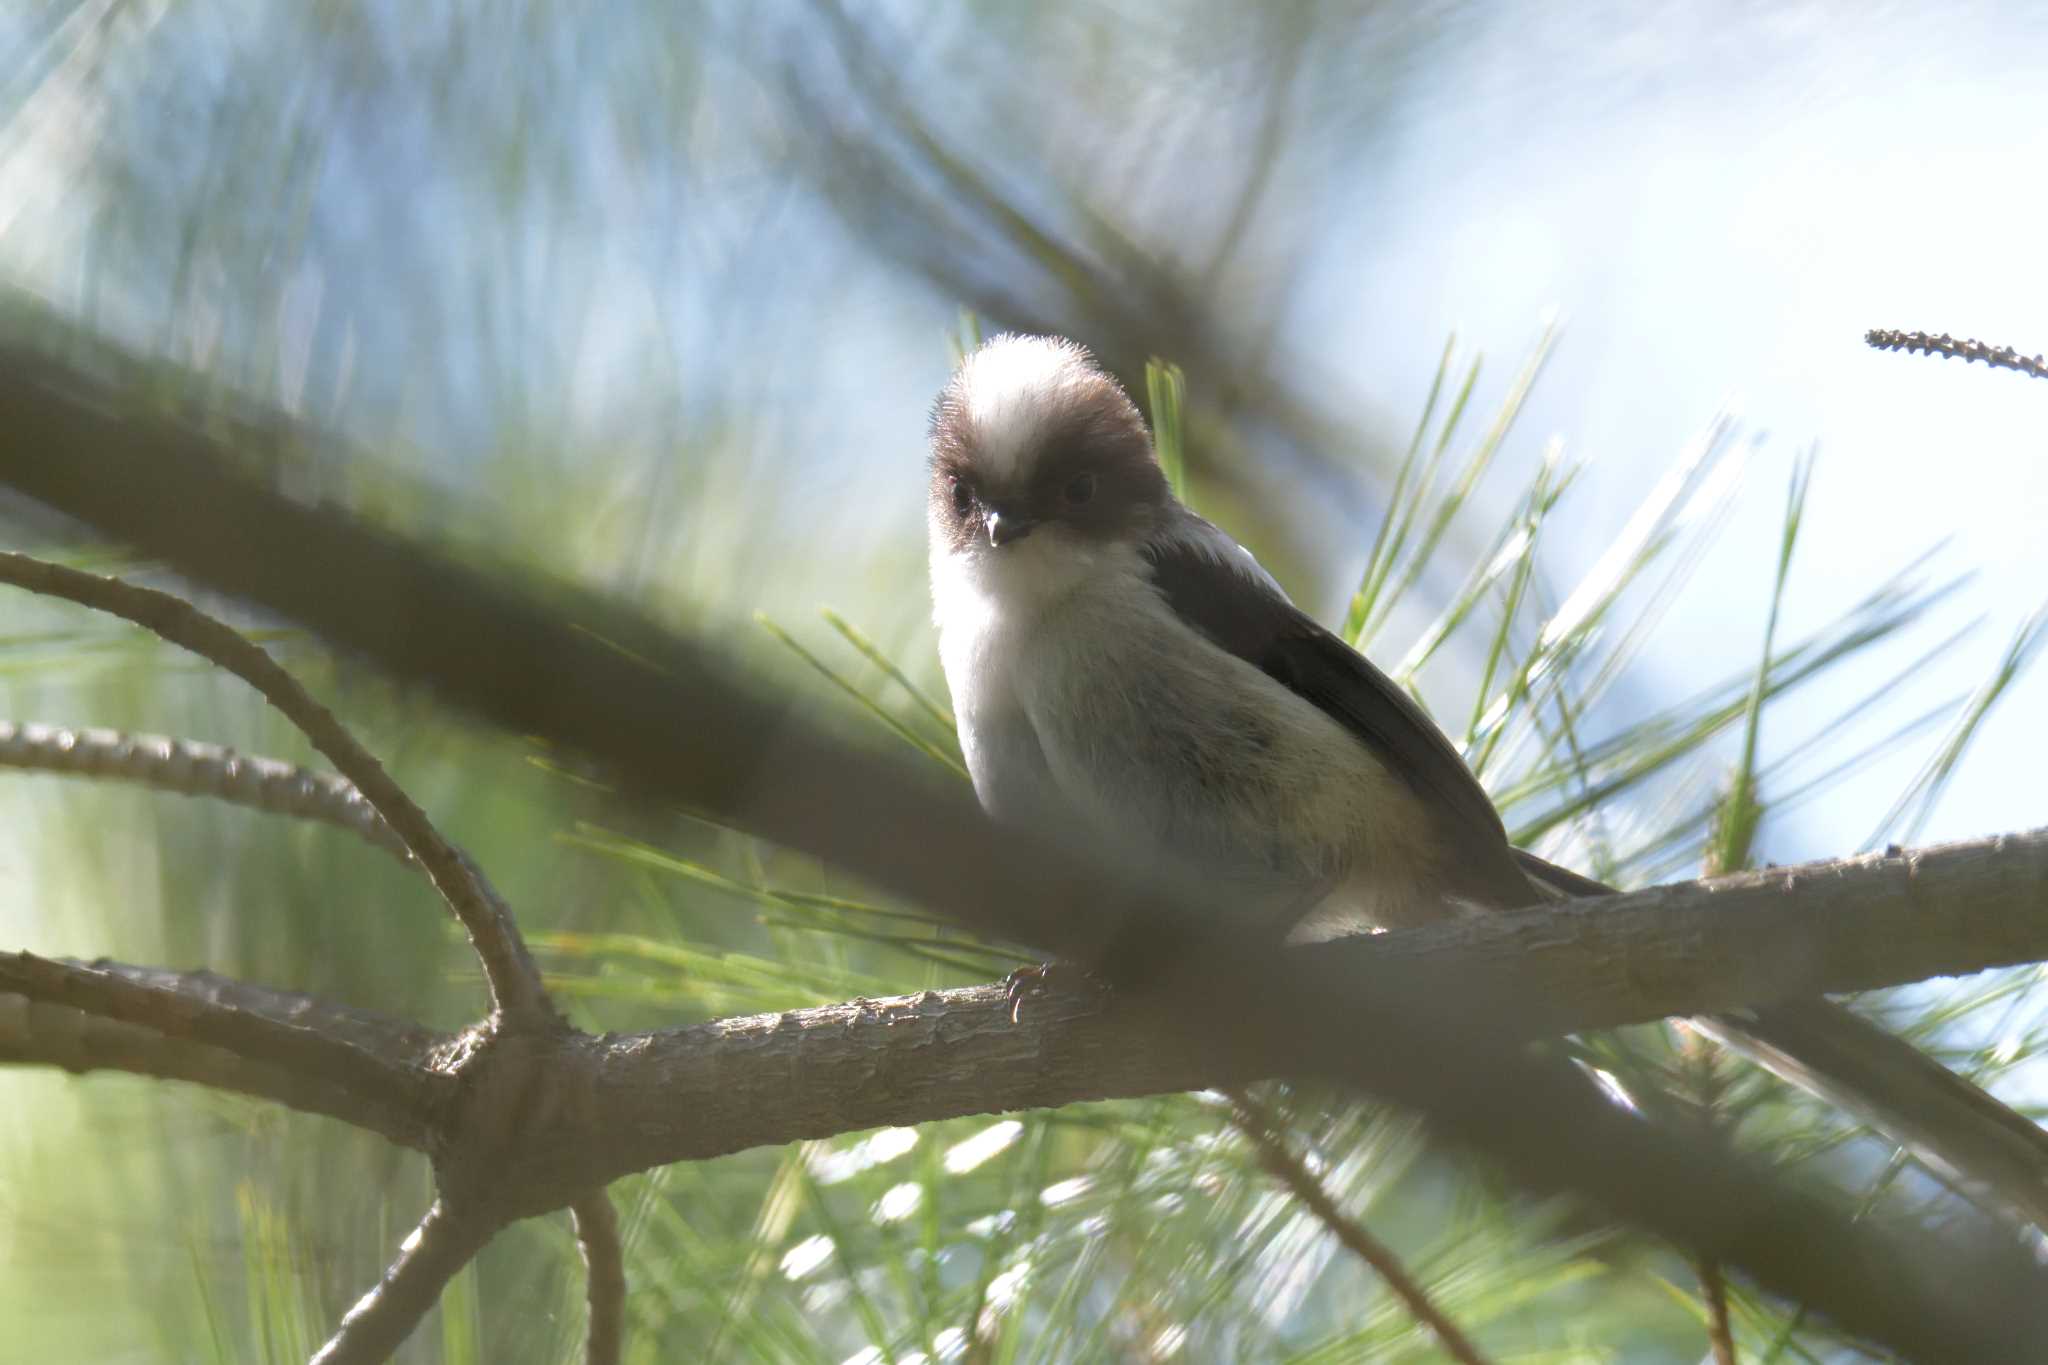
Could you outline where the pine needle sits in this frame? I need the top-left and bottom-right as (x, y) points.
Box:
(755, 611), (970, 779)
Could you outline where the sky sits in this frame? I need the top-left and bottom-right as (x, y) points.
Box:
(1303, 0), (2048, 858)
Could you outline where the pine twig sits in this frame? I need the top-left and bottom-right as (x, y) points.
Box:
(1227, 1088), (1495, 1365)
(572, 1190), (626, 1365)
(0, 720), (413, 861)
(0, 950), (422, 1116)
(1691, 782), (1760, 1365)
(0, 957), (445, 1149)
(1864, 329), (2048, 382)
(1697, 1252), (1739, 1365)
(1682, 1028), (1741, 1365)
(310, 1200), (497, 1365)
(0, 554), (550, 1024)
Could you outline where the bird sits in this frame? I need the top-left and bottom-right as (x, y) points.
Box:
(925, 331), (2048, 1230)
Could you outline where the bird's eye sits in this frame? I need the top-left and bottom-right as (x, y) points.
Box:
(1063, 470), (1098, 506)
(950, 477), (973, 517)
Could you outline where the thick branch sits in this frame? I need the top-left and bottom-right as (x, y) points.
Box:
(522, 827), (2048, 1182)
(13, 826), (2040, 1175)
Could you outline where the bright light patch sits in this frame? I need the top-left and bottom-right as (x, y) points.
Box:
(1586, 1065), (1643, 1116)
(875, 1182), (924, 1223)
(802, 1282), (848, 1315)
(986, 1262), (1031, 1310)
(966, 1210), (1016, 1238)
(868, 1126), (920, 1162)
(807, 1146), (865, 1185)
(781, 1233), (835, 1280)
(944, 1119), (1023, 1173)
(809, 1126), (923, 1185)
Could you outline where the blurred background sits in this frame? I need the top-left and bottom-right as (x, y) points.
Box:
(3, 2), (2046, 1361)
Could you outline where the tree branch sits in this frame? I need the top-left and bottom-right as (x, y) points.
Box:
(570, 1191), (625, 1365)
(0, 951), (441, 1129)
(0, 720), (412, 861)
(310, 1200), (497, 1365)
(1228, 1088), (1494, 1365)
(504, 827), (2048, 1183)
(1866, 328), (2048, 382)
(0, 987), (441, 1150)
(0, 553), (548, 1024)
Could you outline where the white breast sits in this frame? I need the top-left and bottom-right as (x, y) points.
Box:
(930, 528), (1441, 931)
(929, 531), (1098, 836)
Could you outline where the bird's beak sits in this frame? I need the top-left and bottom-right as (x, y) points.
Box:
(985, 507), (1035, 547)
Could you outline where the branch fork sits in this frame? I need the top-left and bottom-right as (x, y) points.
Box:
(0, 553), (609, 1364)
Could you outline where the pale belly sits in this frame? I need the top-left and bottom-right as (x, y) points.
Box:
(938, 568), (1448, 933)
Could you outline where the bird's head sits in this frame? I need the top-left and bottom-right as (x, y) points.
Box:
(928, 335), (1170, 562)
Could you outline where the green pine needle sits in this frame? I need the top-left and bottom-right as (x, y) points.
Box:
(1869, 596), (2048, 847)
(1146, 357), (1189, 503)
(820, 607), (958, 734)
(755, 611), (970, 779)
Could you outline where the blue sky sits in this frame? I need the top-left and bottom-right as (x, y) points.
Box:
(1310, 0), (2048, 857)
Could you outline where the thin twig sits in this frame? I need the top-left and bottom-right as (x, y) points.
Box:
(0, 964), (446, 1150)
(1689, 828), (1743, 1365)
(0, 553), (549, 1023)
(1227, 1087), (1495, 1365)
(1683, 1030), (1740, 1365)
(310, 1200), (497, 1365)
(0, 950), (424, 1117)
(0, 720), (412, 861)
(1697, 1254), (1739, 1365)
(571, 1190), (626, 1365)
(1864, 329), (2048, 382)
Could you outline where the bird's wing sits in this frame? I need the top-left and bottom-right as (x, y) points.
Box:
(1139, 520), (1510, 856)
(1143, 522), (2048, 1228)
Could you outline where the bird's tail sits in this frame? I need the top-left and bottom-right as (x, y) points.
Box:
(1515, 850), (2048, 1231)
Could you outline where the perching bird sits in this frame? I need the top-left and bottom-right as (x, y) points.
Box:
(926, 331), (2048, 1229)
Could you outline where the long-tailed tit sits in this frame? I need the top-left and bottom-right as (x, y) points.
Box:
(926, 332), (2048, 1227)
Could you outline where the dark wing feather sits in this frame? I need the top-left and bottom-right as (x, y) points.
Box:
(1145, 528), (2048, 1225)
(1140, 529), (1509, 853)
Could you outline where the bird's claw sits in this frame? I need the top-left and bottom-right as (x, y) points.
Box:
(1004, 959), (1106, 1024)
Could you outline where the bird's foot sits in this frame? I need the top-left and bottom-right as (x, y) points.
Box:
(1004, 959), (1107, 1024)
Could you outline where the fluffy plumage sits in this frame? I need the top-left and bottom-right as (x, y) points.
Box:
(925, 331), (2048, 1227)
(929, 334), (1517, 935)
